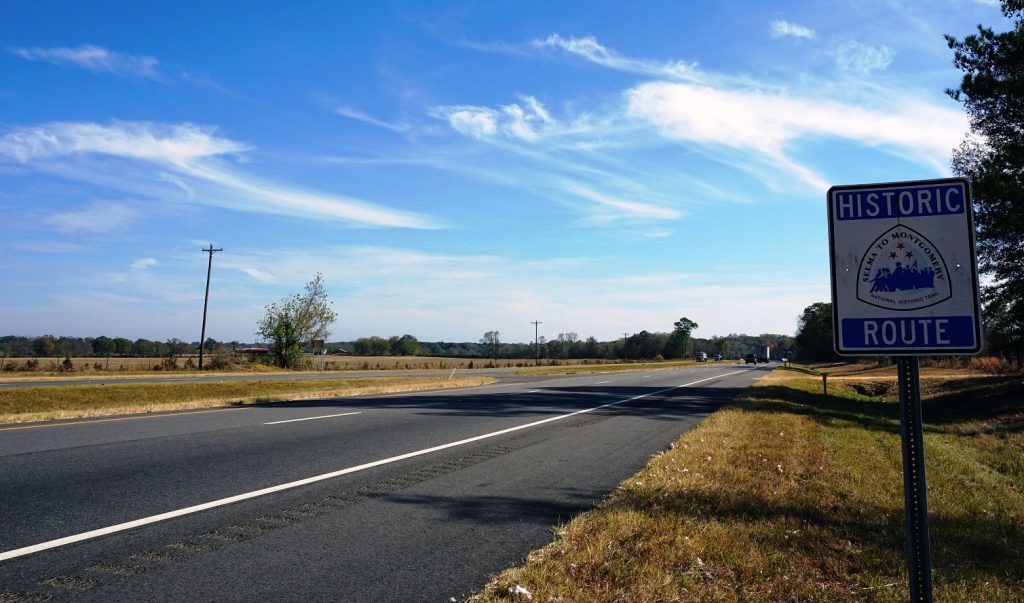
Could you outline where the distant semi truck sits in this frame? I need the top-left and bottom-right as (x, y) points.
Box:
(694, 352), (708, 362)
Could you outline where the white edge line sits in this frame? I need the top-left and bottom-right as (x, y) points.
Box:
(0, 369), (747, 563)
(264, 412), (362, 425)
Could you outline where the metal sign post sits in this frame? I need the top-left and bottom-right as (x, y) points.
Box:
(897, 356), (932, 601)
(828, 178), (983, 603)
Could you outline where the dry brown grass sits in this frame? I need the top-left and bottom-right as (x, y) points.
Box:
(473, 365), (1024, 602)
(0, 355), (630, 379)
(0, 376), (494, 424)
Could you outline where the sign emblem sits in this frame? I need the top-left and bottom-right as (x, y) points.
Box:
(857, 224), (951, 311)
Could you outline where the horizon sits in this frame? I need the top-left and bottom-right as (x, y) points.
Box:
(0, 2), (1001, 343)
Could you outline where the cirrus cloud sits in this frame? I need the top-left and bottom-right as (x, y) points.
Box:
(11, 44), (161, 79)
(0, 121), (441, 229)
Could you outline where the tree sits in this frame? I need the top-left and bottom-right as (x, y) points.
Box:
(33, 335), (56, 357)
(113, 337), (133, 356)
(480, 331), (500, 360)
(663, 317), (699, 359)
(257, 274), (338, 368)
(92, 336), (115, 357)
(794, 302), (840, 362)
(947, 2), (1024, 365)
(391, 334), (420, 356)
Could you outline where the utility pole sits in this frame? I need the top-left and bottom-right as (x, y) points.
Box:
(198, 244), (223, 370)
(531, 321), (542, 366)
(623, 332), (630, 361)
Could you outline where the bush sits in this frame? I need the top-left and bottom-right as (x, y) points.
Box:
(969, 356), (1017, 374)
(24, 359), (39, 372)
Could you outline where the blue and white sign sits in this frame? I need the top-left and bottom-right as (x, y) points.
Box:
(828, 178), (982, 355)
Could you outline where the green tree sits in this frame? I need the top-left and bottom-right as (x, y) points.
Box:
(794, 302), (840, 362)
(391, 334), (420, 356)
(92, 336), (115, 357)
(663, 317), (699, 359)
(113, 337), (133, 356)
(257, 274), (338, 368)
(33, 335), (56, 357)
(947, 2), (1024, 365)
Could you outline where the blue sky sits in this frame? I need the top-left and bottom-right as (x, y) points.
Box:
(0, 1), (1003, 344)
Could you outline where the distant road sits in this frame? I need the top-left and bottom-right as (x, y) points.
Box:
(0, 364), (766, 601)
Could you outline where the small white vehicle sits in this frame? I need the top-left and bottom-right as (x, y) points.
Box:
(694, 352), (708, 362)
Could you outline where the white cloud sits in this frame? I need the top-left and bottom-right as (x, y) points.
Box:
(0, 121), (441, 229)
(0, 121), (245, 165)
(130, 257), (158, 270)
(11, 45), (160, 79)
(770, 19), (816, 39)
(47, 200), (139, 234)
(240, 267), (275, 282)
(833, 41), (895, 75)
(439, 98), (554, 141)
(564, 183), (682, 221)
(336, 106), (408, 133)
(447, 108), (499, 138)
(532, 34), (699, 81)
(626, 81), (966, 190)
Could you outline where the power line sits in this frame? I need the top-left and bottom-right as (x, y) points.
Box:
(198, 244), (223, 370)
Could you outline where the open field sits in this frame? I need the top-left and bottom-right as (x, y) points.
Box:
(474, 364), (1024, 602)
(0, 355), (638, 379)
(0, 376), (495, 424)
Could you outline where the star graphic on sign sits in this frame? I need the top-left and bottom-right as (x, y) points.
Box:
(890, 251), (898, 259)
(897, 242), (905, 250)
(906, 251), (914, 259)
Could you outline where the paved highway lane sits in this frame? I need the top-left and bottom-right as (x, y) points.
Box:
(0, 365), (768, 601)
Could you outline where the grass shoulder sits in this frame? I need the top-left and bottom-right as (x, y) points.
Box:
(0, 376), (495, 425)
(474, 364), (1023, 602)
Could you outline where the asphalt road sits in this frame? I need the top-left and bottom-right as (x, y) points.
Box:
(0, 364), (766, 601)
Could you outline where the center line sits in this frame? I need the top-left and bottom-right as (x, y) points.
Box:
(0, 369), (747, 563)
(264, 411), (362, 425)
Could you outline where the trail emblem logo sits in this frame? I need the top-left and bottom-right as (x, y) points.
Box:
(857, 224), (951, 311)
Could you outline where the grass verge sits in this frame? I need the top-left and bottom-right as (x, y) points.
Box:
(0, 376), (495, 424)
(474, 365), (1024, 602)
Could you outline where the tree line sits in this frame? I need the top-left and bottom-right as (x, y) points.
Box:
(0, 335), (233, 359)
(0, 329), (795, 363)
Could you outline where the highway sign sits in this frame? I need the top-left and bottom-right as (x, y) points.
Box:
(828, 178), (982, 355)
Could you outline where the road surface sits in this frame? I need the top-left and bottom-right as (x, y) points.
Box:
(0, 364), (766, 601)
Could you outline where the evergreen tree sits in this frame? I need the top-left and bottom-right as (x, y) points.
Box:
(946, 1), (1024, 365)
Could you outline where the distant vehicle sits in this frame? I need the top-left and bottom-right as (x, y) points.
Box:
(237, 347), (270, 356)
(695, 352), (708, 362)
(757, 356), (770, 363)
(744, 353), (756, 364)
(714, 354), (722, 361)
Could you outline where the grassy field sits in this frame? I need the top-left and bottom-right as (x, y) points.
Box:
(0, 355), (635, 378)
(0, 376), (494, 424)
(474, 364), (1023, 602)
